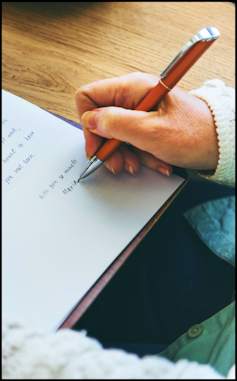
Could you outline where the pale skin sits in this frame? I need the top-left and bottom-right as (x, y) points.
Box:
(75, 72), (219, 177)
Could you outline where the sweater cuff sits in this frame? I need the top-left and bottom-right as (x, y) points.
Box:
(189, 79), (235, 187)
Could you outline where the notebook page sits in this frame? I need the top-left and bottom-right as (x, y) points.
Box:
(2, 90), (185, 332)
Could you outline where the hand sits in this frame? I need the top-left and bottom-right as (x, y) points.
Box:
(75, 72), (219, 176)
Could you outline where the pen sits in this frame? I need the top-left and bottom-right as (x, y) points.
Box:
(78, 27), (220, 182)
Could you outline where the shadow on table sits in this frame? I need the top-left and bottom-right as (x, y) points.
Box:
(3, 2), (101, 18)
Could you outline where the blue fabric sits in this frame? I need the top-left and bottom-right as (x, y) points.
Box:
(184, 196), (235, 266)
(72, 179), (235, 357)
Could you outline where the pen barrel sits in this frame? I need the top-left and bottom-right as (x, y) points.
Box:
(162, 39), (216, 90)
(135, 82), (169, 111)
(96, 138), (122, 161)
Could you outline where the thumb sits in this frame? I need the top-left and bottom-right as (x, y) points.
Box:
(81, 106), (173, 176)
(80, 106), (157, 146)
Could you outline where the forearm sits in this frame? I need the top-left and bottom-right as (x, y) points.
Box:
(189, 79), (235, 187)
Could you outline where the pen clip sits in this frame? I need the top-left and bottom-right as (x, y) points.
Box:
(160, 27), (220, 79)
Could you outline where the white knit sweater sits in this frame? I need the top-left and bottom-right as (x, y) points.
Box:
(190, 79), (235, 187)
(2, 80), (235, 379)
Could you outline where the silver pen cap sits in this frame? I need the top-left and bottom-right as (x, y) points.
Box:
(161, 27), (221, 79)
(78, 155), (103, 181)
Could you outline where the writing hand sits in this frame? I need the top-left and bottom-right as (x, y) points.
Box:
(75, 72), (218, 176)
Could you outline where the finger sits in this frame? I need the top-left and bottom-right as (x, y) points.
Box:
(131, 147), (173, 176)
(82, 126), (104, 158)
(103, 145), (140, 175)
(81, 106), (161, 154)
(118, 145), (140, 175)
(81, 107), (173, 175)
(75, 72), (159, 121)
(103, 149), (124, 174)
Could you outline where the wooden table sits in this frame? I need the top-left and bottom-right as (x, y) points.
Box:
(2, 2), (234, 328)
(2, 2), (235, 125)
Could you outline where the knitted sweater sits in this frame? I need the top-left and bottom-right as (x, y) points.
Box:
(2, 79), (235, 379)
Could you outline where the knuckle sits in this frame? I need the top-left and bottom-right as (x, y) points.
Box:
(75, 87), (82, 100)
(75, 85), (90, 100)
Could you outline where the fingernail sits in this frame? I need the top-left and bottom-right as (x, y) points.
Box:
(81, 110), (99, 129)
(110, 165), (117, 174)
(157, 166), (170, 176)
(85, 147), (90, 159)
(129, 165), (134, 175)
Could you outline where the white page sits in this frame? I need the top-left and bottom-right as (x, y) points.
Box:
(2, 90), (185, 333)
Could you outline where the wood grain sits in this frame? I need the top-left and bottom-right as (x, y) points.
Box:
(2, 2), (235, 124)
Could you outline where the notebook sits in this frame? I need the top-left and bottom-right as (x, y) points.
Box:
(2, 89), (186, 332)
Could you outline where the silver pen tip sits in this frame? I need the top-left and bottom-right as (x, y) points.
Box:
(78, 177), (81, 182)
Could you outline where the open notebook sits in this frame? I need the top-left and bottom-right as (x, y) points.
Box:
(2, 90), (186, 333)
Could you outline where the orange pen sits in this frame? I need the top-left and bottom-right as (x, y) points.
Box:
(78, 27), (220, 181)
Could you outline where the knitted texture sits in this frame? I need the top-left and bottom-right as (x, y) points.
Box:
(2, 315), (231, 379)
(189, 79), (235, 187)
